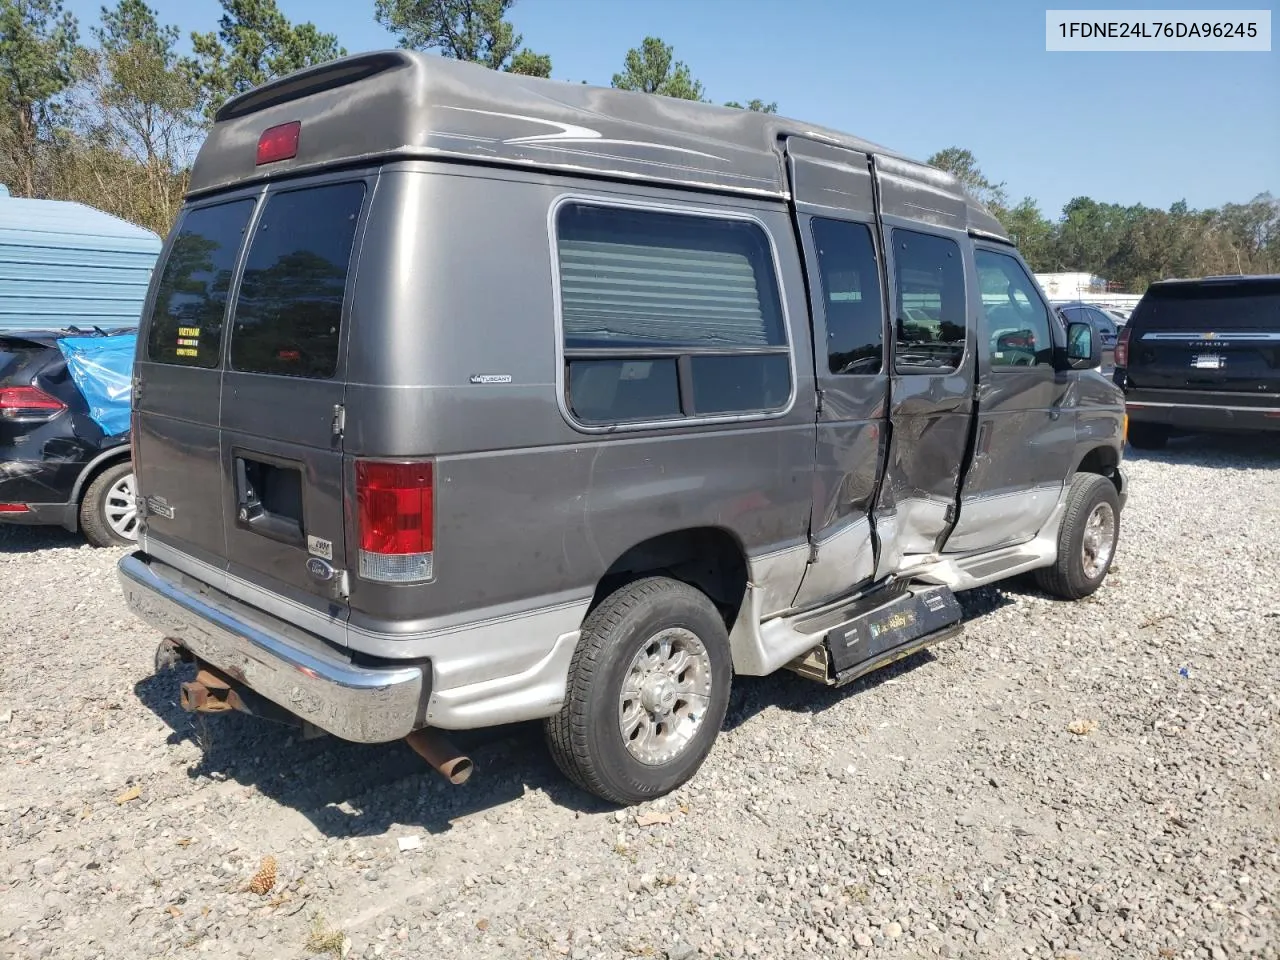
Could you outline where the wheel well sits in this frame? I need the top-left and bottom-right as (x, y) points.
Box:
(1076, 446), (1121, 491)
(588, 528), (749, 631)
(74, 450), (131, 505)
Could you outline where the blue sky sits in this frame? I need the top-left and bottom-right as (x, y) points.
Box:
(63, 0), (1278, 217)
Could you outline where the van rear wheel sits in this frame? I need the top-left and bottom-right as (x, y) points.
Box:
(1035, 473), (1120, 600)
(545, 577), (732, 806)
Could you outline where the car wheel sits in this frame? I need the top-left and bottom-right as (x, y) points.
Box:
(1127, 422), (1169, 450)
(79, 461), (139, 548)
(545, 576), (732, 806)
(1035, 473), (1120, 600)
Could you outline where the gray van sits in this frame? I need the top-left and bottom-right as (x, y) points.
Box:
(118, 51), (1127, 805)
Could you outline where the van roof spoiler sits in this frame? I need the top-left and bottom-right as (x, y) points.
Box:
(215, 52), (407, 123)
(968, 227), (1016, 246)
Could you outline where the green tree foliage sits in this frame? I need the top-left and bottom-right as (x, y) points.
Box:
(189, 0), (344, 120)
(374, 0), (550, 77)
(928, 147), (1280, 289)
(612, 36), (703, 101)
(724, 98), (777, 113)
(0, 0), (79, 197)
(62, 0), (201, 231)
(999, 197), (1055, 269)
(926, 146), (1008, 212)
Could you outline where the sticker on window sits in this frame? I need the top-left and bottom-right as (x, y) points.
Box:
(176, 326), (201, 358)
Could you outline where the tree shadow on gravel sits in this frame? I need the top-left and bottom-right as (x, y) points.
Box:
(0, 524), (85, 554)
(1122, 432), (1280, 469)
(130, 586), (1019, 832)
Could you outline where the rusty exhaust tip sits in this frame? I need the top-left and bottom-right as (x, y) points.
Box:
(179, 680), (208, 712)
(405, 729), (473, 785)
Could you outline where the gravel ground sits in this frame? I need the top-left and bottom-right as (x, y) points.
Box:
(1, 435), (1277, 960)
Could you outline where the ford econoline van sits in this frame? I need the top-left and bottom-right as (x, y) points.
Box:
(118, 51), (1127, 805)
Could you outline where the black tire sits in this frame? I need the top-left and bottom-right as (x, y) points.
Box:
(1127, 422), (1169, 450)
(79, 461), (138, 548)
(545, 576), (733, 806)
(1034, 473), (1120, 600)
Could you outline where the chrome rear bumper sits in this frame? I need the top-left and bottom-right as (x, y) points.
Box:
(117, 552), (425, 743)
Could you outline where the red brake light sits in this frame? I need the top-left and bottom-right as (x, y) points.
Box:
(0, 504), (31, 513)
(0, 385), (67, 421)
(355, 460), (434, 583)
(256, 121), (300, 165)
(1115, 326), (1131, 368)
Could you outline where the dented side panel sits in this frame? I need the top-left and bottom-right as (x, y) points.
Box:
(874, 199), (976, 561)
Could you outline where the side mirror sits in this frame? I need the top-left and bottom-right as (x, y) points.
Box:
(1066, 321), (1101, 370)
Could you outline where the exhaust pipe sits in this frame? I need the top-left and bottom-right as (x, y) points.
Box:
(176, 661), (325, 738)
(405, 728), (473, 785)
(180, 668), (235, 713)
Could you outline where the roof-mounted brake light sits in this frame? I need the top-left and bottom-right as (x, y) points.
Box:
(256, 121), (301, 165)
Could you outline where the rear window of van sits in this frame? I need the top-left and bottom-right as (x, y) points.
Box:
(229, 182), (366, 379)
(146, 199), (255, 368)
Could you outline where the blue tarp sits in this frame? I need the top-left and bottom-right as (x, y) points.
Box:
(56, 334), (136, 437)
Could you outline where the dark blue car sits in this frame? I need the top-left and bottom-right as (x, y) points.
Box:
(0, 327), (137, 546)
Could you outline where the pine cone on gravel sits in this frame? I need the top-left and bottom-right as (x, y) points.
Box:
(248, 855), (277, 895)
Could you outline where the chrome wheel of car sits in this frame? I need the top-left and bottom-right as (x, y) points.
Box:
(104, 472), (138, 541)
(1080, 501), (1116, 579)
(618, 627), (713, 766)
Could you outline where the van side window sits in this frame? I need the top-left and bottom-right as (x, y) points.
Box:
(145, 199), (255, 368)
(556, 202), (791, 425)
(229, 182), (366, 379)
(975, 249), (1054, 368)
(810, 218), (884, 375)
(891, 230), (966, 371)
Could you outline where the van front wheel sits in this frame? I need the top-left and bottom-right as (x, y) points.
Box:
(545, 577), (732, 806)
(1035, 473), (1120, 600)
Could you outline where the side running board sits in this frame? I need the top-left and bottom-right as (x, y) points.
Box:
(784, 585), (963, 687)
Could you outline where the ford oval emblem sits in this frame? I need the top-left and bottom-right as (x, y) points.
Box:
(306, 557), (335, 582)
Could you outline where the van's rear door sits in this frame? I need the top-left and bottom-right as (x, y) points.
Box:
(218, 176), (370, 632)
(1127, 279), (1280, 393)
(134, 195), (258, 573)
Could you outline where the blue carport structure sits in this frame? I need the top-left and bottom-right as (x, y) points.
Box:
(0, 184), (162, 333)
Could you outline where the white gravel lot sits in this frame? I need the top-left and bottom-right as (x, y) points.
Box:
(1, 435), (1277, 960)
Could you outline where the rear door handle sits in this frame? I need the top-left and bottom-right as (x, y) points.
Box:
(233, 457), (305, 547)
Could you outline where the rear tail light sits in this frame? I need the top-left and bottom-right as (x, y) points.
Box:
(0, 385), (67, 422)
(355, 460), (434, 583)
(1115, 326), (1131, 368)
(0, 504), (30, 513)
(256, 121), (300, 165)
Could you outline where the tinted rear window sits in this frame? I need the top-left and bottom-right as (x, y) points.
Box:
(1133, 280), (1280, 331)
(229, 182), (366, 379)
(147, 200), (256, 368)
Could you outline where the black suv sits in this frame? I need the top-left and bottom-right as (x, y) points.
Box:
(1116, 275), (1280, 449)
(0, 328), (137, 546)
